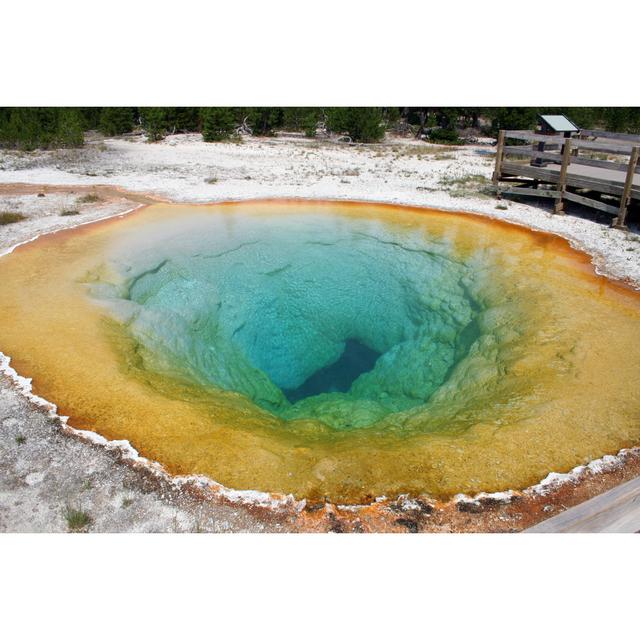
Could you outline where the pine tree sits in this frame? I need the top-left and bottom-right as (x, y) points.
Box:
(35, 108), (58, 147)
(486, 107), (539, 135)
(0, 108), (9, 145)
(0, 108), (36, 149)
(201, 108), (236, 142)
(279, 108), (320, 137)
(56, 108), (84, 147)
(303, 111), (318, 137)
(245, 108), (282, 136)
(98, 107), (135, 136)
(78, 108), (103, 130)
(140, 107), (168, 142)
(326, 108), (384, 142)
(382, 107), (402, 130)
(601, 107), (640, 134)
(165, 107), (201, 132)
(0, 108), (56, 150)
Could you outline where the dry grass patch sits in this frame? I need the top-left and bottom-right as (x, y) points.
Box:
(392, 144), (453, 158)
(64, 507), (92, 532)
(438, 173), (493, 199)
(0, 212), (27, 225)
(439, 173), (489, 188)
(433, 153), (455, 161)
(77, 193), (101, 204)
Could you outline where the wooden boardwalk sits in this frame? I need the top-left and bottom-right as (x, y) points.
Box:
(525, 476), (640, 533)
(492, 128), (640, 227)
(501, 160), (640, 198)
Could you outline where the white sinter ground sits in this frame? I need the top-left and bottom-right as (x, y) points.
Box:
(0, 132), (639, 532)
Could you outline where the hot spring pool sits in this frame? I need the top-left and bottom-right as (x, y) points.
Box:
(1, 200), (639, 503)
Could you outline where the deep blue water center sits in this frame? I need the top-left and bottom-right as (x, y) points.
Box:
(283, 339), (381, 403)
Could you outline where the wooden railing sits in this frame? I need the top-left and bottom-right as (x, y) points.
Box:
(492, 128), (640, 227)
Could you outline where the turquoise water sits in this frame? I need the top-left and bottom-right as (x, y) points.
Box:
(91, 209), (491, 429)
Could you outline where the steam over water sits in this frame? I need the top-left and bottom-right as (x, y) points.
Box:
(96, 211), (493, 429)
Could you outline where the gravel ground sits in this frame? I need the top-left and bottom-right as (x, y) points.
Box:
(0, 379), (292, 532)
(1, 132), (638, 532)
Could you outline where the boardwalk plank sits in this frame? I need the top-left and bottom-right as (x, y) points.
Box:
(525, 476), (640, 533)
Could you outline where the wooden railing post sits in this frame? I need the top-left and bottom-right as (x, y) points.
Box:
(614, 145), (639, 229)
(532, 139), (546, 166)
(554, 138), (572, 214)
(492, 130), (505, 196)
